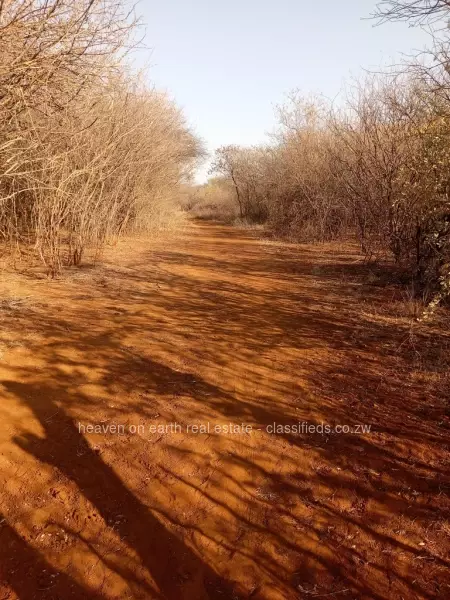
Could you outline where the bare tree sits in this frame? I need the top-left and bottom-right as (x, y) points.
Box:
(209, 146), (245, 218)
(374, 1), (450, 24)
(0, 1), (203, 275)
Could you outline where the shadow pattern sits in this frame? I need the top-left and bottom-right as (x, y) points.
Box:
(0, 222), (449, 599)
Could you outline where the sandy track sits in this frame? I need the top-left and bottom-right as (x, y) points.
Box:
(0, 221), (449, 599)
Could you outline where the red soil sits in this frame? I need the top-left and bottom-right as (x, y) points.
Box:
(0, 221), (449, 599)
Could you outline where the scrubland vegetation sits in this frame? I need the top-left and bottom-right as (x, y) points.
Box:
(1, 3), (450, 600)
(0, 0), (202, 275)
(191, 1), (450, 314)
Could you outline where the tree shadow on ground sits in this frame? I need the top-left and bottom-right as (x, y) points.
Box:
(0, 221), (449, 599)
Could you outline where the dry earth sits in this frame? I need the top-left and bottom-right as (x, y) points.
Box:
(0, 221), (449, 599)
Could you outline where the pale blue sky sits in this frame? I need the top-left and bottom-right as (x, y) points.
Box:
(133, 0), (430, 181)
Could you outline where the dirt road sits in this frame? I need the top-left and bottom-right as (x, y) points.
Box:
(0, 221), (449, 599)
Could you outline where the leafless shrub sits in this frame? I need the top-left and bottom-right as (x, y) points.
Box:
(209, 96), (351, 240)
(209, 145), (270, 223)
(0, 1), (202, 275)
(209, 76), (450, 306)
(185, 177), (239, 222)
(204, 1), (450, 317)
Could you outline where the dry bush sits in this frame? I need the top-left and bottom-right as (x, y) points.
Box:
(0, 0), (202, 275)
(185, 177), (238, 222)
(209, 76), (449, 306)
(209, 145), (271, 223)
(205, 0), (450, 315)
(266, 95), (350, 241)
(209, 97), (351, 240)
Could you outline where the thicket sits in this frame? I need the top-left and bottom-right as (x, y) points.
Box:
(184, 177), (237, 222)
(0, 0), (201, 275)
(207, 2), (450, 308)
